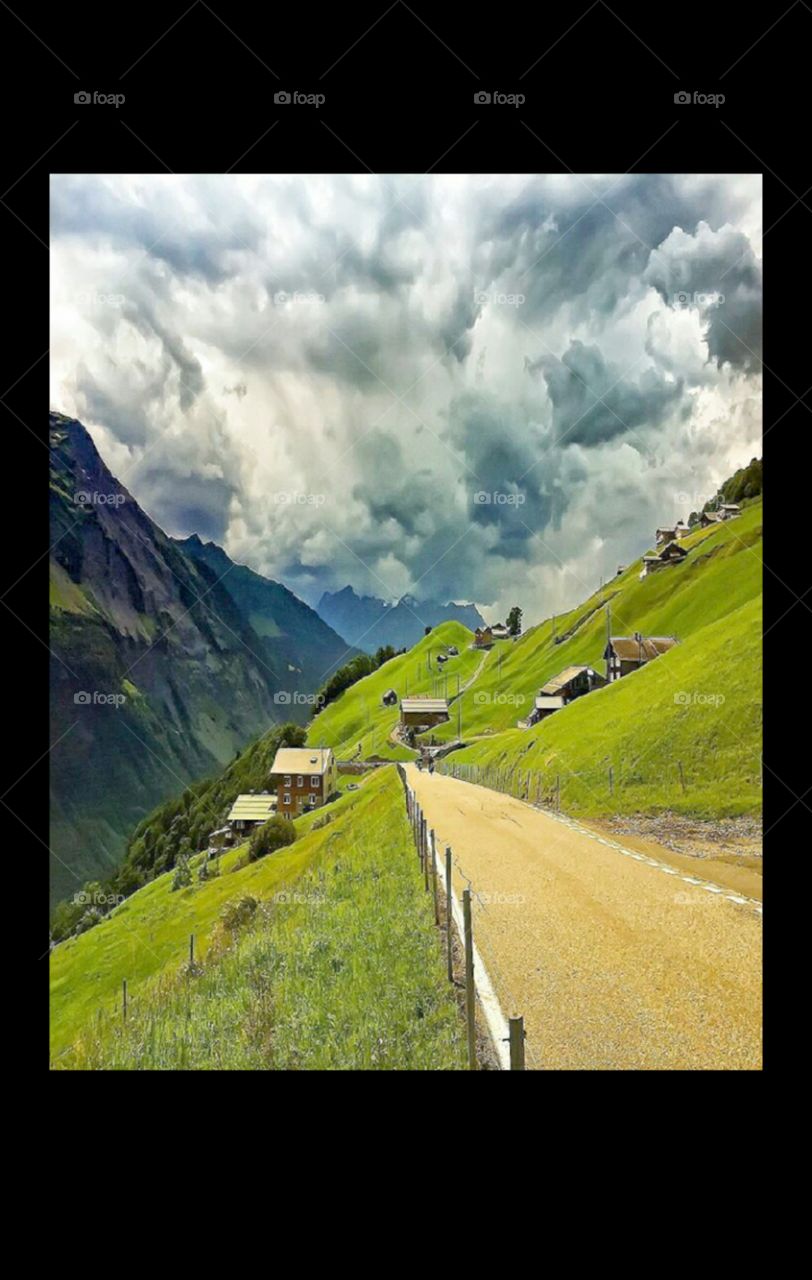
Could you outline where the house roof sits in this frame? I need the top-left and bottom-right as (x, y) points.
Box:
(228, 794), (277, 822)
(401, 697), (448, 714)
(659, 540), (688, 557)
(607, 636), (678, 662)
(656, 526), (677, 536)
(701, 510), (724, 522)
(540, 665), (596, 695)
(535, 695), (565, 709)
(270, 747), (334, 776)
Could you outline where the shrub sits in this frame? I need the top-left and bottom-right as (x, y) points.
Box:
(311, 812), (336, 831)
(220, 896), (258, 932)
(249, 814), (297, 861)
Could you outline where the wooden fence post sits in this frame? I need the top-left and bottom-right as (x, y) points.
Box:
(431, 830), (439, 924)
(463, 889), (476, 1070)
(189, 934), (195, 967)
(678, 760), (687, 793)
(122, 978), (127, 1021)
(609, 765), (614, 797)
(508, 1016), (525, 1070)
(423, 818), (430, 892)
(445, 846), (453, 982)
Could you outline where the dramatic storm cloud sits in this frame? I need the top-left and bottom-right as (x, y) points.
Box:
(50, 173), (762, 622)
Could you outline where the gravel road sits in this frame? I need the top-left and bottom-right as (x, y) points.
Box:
(405, 765), (762, 1070)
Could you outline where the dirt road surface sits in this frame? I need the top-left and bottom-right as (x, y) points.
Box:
(405, 766), (762, 1070)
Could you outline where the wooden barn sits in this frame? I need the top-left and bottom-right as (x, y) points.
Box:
(400, 696), (449, 729)
(640, 540), (689, 578)
(525, 665), (606, 725)
(699, 509), (725, 527)
(604, 634), (678, 682)
(226, 793), (277, 842)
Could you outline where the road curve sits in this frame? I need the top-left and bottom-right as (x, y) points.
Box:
(405, 765), (762, 1070)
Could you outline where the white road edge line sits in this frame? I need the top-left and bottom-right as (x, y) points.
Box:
(443, 771), (763, 919)
(404, 771), (511, 1070)
(436, 839), (511, 1071)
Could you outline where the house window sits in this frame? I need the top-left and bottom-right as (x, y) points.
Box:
(297, 775), (303, 786)
(284, 775), (291, 787)
(283, 793), (291, 805)
(308, 794), (316, 805)
(311, 775), (319, 787)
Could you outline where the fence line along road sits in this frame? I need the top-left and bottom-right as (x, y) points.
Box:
(399, 764), (517, 1071)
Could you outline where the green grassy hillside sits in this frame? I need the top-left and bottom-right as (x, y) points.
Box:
(306, 620), (485, 759)
(51, 767), (465, 1068)
(447, 594), (760, 818)
(425, 501), (762, 744)
(302, 501), (762, 822)
(442, 501), (762, 819)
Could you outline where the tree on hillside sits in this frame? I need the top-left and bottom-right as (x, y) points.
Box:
(249, 814), (296, 861)
(507, 606), (523, 636)
(315, 646), (398, 712)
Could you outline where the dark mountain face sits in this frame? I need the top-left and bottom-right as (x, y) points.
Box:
(48, 413), (349, 904)
(176, 534), (355, 696)
(316, 586), (485, 653)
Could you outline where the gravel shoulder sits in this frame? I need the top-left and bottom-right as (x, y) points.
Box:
(405, 765), (762, 1071)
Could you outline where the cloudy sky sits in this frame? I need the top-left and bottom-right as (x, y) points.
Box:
(50, 173), (762, 624)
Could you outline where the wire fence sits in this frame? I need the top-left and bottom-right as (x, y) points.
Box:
(436, 752), (762, 816)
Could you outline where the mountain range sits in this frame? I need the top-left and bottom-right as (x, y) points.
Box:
(49, 413), (351, 903)
(316, 585), (485, 652)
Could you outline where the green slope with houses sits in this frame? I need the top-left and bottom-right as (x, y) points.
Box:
(51, 766), (466, 1067)
(305, 498), (762, 819)
(305, 620), (488, 760)
(50, 485), (762, 1064)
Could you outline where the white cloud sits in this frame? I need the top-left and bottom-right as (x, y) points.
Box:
(50, 172), (762, 622)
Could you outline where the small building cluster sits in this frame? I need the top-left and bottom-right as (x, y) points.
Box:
(224, 747), (339, 841)
(473, 623), (510, 648)
(655, 521), (688, 546)
(699, 502), (740, 527)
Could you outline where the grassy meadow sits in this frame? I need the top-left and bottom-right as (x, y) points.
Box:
(52, 767), (466, 1068)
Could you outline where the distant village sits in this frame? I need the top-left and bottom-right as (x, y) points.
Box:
(219, 500), (742, 843)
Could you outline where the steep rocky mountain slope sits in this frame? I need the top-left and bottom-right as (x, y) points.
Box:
(48, 413), (346, 902)
(177, 534), (354, 697)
